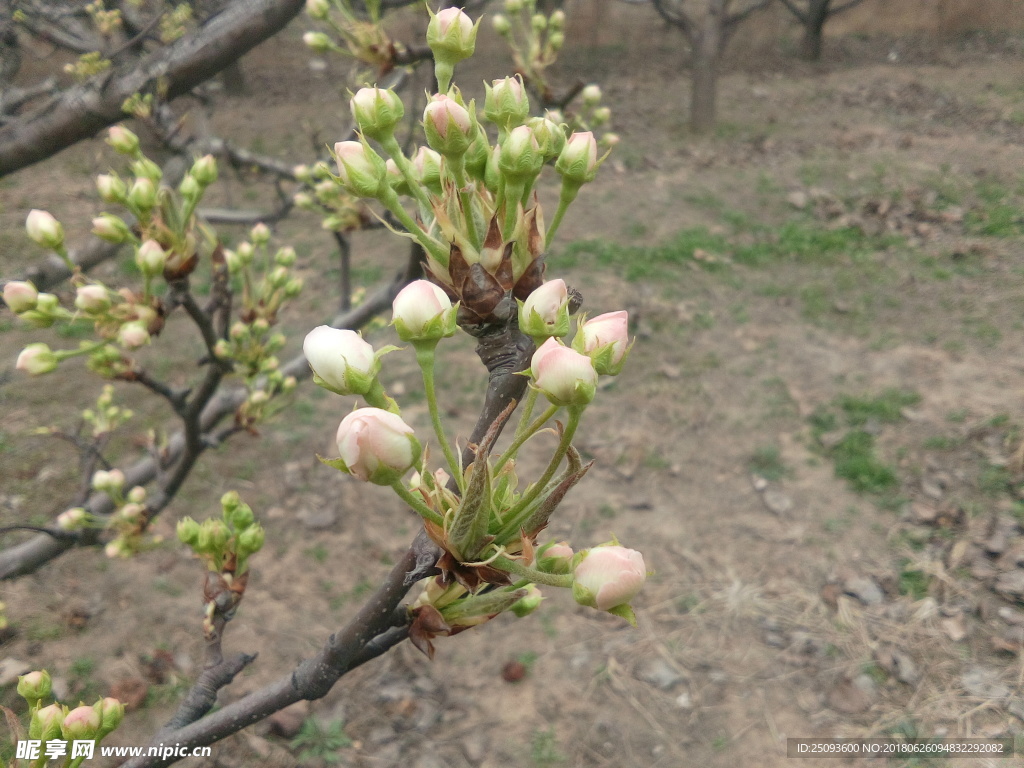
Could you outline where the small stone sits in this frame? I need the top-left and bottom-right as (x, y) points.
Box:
(910, 502), (938, 524)
(941, 616), (968, 642)
(502, 660), (527, 683)
(0, 658), (31, 687)
(921, 476), (944, 500)
(844, 576), (884, 606)
(267, 701), (309, 739)
(751, 475), (768, 492)
(763, 489), (793, 515)
(788, 191), (808, 209)
(994, 570), (1024, 599)
(892, 651), (920, 686)
(764, 631), (787, 648)
(368, 725), (397, 745)
(828, 676), (873, 714)
(999, 606), (1024, 625)
(635, 658), (684, 691)
(961, 667), (1010, 699)
(674, 691), (693, 709)
(297, 507), (337, 530)
(462, 732), (487, 765)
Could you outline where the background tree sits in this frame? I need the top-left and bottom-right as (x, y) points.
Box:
(778, 0), (867, 60)
(651, 0), (772, 133)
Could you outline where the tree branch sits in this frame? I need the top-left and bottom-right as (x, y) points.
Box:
(0, 0), (308, 178)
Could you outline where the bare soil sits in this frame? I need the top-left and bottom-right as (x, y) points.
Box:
(4, 7), (1024, 768)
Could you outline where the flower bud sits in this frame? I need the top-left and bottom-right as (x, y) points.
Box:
(128, 177), (157, 211)
(592, 106), (611, 126)
(602, 132), (621, 148)
(177, 516), (201, 547)
(285, 278), (304, 297)
(62, 705), (101, 742)
(16, 343), (58, 375)
(411, 146), (443, 194)
(572, 545), (646, 611)
(119, 502), (145, 521)
(581, 84), (602, 107)
(237, 524), (265, 559)
(29, 703), (65, 742)
(293, 191), (316, 210)
(505, 0), (523, 11)
(500, 124), (543, 185)
(422, 94), (474, 159)
(530, 338), (597, 407)
(131, 157), (163, 183)
(105, 537), (131, 558)
(17, 670), (51, 704)
(236, 241), (255, 264)
(274, 246), (297, 266)
(333, 408), (421, 485)
(510, 584), (544, 617)
(25, 209), (64, 250)
(107, 125), (140, 155)
(92, 468), (125, 493)
(333, 139), (388, 198)
(128, 486), (146, 503)
(519, 279), (569, 339)
(555, 130), (599, 188)
(96, 173), (127, 203)
(92, 214), (131, 244)
(191, 154), (218, 186)
(527, 116), (565, 162)
(303, 31), (332, 52)
(178, 174), (201, 201)
(250, 222), (271, 245)
(391, 280), (457, 343)
(573, 310), (631, 375)
(350, 86), (405, 142)
(57, 507), (89, 530)
(538, 541), (574, 574)
(75, 284), (111, 314)
(118, 321), (151, 349)
(426, 8), (478, 89)
(531, 13), (546, 31)
(95, 697), (125, 738)
(384, 159), (408, 195)
(484, 75), (530, 132)
(306, 0), (330, 19)
(4, 280), (38, 313)
(303, 326), (380, 396)
(135, 239), (167, 277)
(550, 9), (566, 29)
(548, 31), (565, 50)
(492, 13), (511, 35)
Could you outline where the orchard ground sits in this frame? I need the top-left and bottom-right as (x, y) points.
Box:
(3, 9), (1024, 768)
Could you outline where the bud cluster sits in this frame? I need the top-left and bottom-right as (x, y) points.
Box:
(302, 0), (395, 72)
(14, 668), (125, 760)
(177, 491), (265, 638)
(91, 471), (156, 558)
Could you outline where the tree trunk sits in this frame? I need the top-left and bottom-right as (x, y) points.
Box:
(798, 0), (830, 61)
(689, 0), (726, 134)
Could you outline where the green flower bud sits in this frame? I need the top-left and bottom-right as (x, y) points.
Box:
(179, 174), (201, 201)
(510, 584), (544, 617)
(422, 94), (474, 159)
(333, 138), (388, 199)
(499, 124), (543, 185)
(61, 705), (101, 742)
(95, 697), (125, 738)
(302, 31), (332, 53)
(29, 703), (65, 742)
(17, 670), (52, 704)
(350, 86), (405, 142)
(106, 126), (140, 155)
(484, 75), (530, 133)
(191, 154), (218, 186)
(237, 523), (265, 559)
(16, 343), (59, 375)
(131, 157), (163, 183)
(128, 177), (157, 211)
(92, 214), (131, 244)
(96, 173), (127, 204)
(492, 13), (511, 35)
(25, 210), (64, 250)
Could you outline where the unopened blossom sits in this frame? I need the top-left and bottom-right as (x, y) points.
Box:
(530, 338), (597, 407)
(16, 343), (58, 375)
(335, 408), (421, 485)
(519, 279), (569, 339)
(555, 131), (599, 187)
(391, 280), (457, 342)
(4, 280), (38, 313)
(303, 326), (379, 395)
(75, 285), (111, 314)
(422, 94), (473, 158)
(572, 545), (646, 611)
(575, 310), (631, 375)
(25, 210), (64, 250)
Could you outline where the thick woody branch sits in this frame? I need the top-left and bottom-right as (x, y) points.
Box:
(0, 0), (308, 178)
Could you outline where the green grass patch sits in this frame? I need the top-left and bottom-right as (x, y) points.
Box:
(838, 388), (921, 426)
(748, 444), (788, 481)
(832, 430), (899, 494)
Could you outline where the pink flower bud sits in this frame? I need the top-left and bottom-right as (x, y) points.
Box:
(484, 75), (530, 131)
(92, 214), (131, 243)
(96, 173), (127, 203)
(391, 279), (456, 342)
(4, 280), (38, 313)
(303, 31), (332, 52)
(350, 86), (405, 141)
(519, 279), (569, 339)
(576, 310), (630, 375)
(118, 321), (151, 349)
(135, 239), (166, 276)
(335, 407), (421, 485)
(61, 705), (101, 741)
(427, 8), (477, 65)
(128, 176), (157, 210)
(75, 284), (111, 314)
(25, 209), (64, 249)
(57, 507), (89, 530)
(17, 670), (51, 702)
(16, 343), (58, 375)
(411, 146), (443, 192)
(530, 338), (598, 407)
(555, 131), (599, 187)
(303, 326), (378, 395)
(30, 702), (65, 741)
(499, 124), (543, 184)
(423, 94), (473, 158)
(573, 545), (646, 611)
(106, 125), (140, 155)
(539, 541), (574, 573)
(333, 140), (387, 198)
(96, 697), (125, 736)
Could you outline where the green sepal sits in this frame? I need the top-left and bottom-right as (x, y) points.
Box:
(607, 603), (638, 627)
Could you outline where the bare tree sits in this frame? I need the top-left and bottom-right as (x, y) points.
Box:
(778, 0), (866, 60)
(652, 0), (772, 133)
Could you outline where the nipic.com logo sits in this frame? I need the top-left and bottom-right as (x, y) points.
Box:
(16, 740), (213, 760)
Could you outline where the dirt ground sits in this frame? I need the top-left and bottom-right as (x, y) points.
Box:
(4, 6), (1024, 768)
